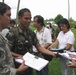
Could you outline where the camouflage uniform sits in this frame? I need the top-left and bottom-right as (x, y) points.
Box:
(0, 33), (16, 75)
(6, 25), (39, 75)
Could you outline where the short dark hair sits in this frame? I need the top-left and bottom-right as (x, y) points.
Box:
(18, 8), (31, 17)
(10, 20), (16, 24)
(0, 2), (11, 15)
(58, 18), (70, 29)
(34, 15), (45, 26)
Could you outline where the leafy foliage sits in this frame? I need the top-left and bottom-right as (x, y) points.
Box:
(54, 14), (63, 24)
(69, 18), (76, 28)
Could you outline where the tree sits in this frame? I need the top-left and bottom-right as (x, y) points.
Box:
(54, 14), (63, 24)
(69, 18), (76, 28)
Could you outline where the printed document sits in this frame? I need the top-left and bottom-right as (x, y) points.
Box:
(15, 52), (49, 71)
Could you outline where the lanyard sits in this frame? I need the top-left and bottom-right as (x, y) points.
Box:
(36, 27), (45, 41)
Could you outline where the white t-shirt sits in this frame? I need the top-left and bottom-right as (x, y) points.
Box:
(35, 27), (52, 47)
(57, 30), (75, 51)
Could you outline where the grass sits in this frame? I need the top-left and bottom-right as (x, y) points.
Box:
(71, 28), (76, 49)
(48, 58), (62, 75)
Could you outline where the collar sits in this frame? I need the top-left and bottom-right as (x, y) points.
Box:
(0, 32), (8, 40)
(36, 26), (45, 33)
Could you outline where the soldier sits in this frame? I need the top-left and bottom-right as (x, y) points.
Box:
(0, 2), (28, 75)
(6, 8), (56, 75)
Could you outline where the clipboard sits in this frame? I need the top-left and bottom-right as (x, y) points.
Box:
(51, 47), (66, 53)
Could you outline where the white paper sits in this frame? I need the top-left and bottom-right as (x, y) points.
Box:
(57, 52), (76, 61)
(15, 52), (49, 71)
(66, 51), (76, 56)
(32, 45), (38, 52)
(59, 53), (71, 60)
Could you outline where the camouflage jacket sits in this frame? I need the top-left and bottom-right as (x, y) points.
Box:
(6, 26), (39, 55)
(0, 33), (16, 75)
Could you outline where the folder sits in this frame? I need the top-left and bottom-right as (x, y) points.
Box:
(15, 52), (49, 71)
(51, 47), (66, 53)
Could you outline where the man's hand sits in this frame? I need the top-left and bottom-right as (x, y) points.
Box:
(67, 60), (76, 68)
(16, 60), (28, 73)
